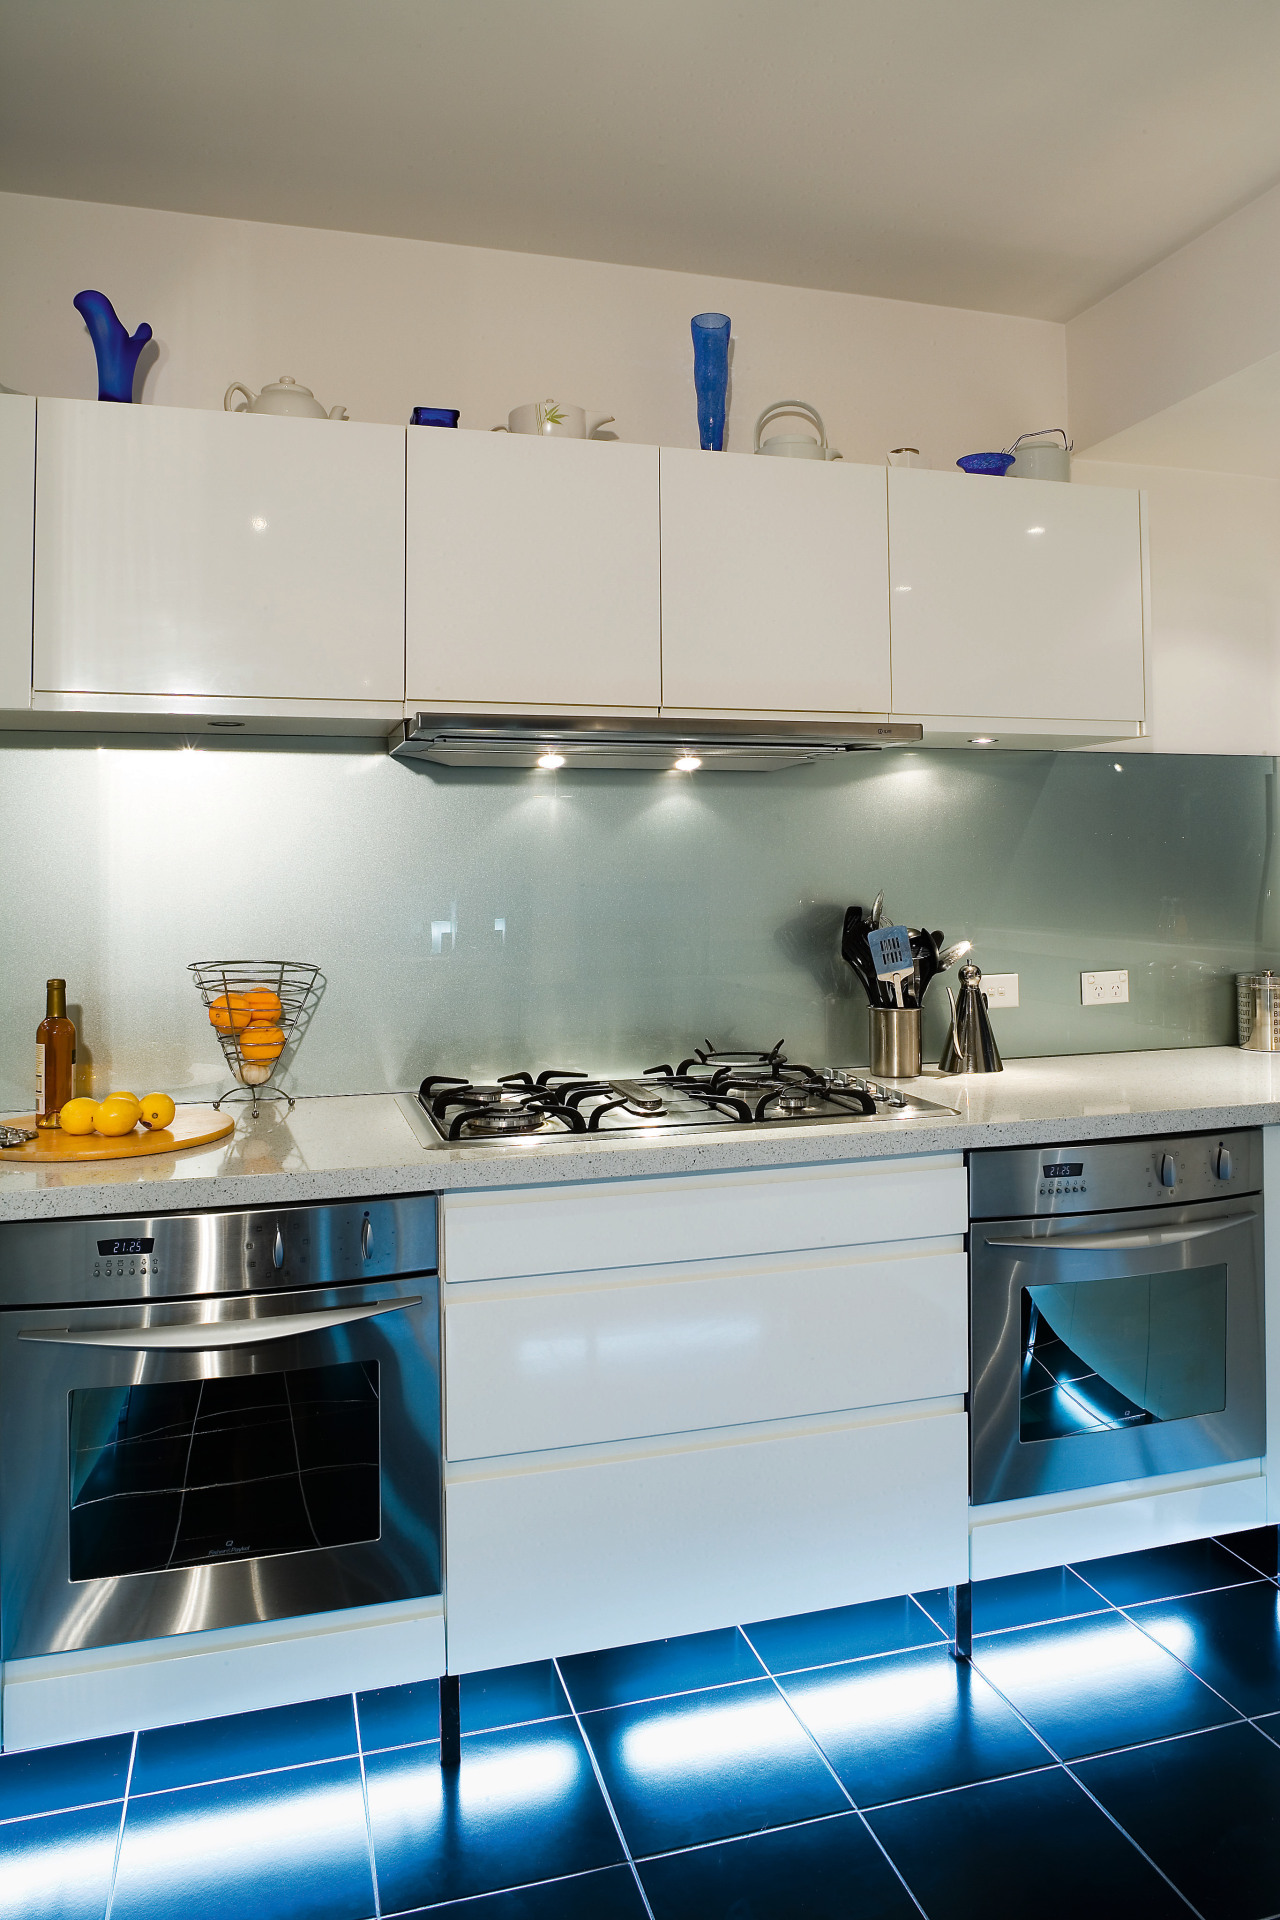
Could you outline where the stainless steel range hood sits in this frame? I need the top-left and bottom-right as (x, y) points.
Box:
(390, 713), (923, 772)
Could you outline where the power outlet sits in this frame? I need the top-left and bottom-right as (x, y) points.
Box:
(1082, 969), (1129, 1006)
(982, 973), (1019, 1008)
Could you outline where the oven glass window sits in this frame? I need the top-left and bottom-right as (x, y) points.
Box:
(67, 1361), (380, 1581)
(1020, 1266), (1227, 1443)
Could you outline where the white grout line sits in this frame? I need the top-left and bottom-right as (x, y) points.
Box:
(101, 1730), (137, 1920)
(736, 1624), (929, 1920)
(552, 1656), (657, 1920)
(352, 1692), (382, 1920)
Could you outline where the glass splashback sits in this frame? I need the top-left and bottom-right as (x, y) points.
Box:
(0, 732), (1273, 1104)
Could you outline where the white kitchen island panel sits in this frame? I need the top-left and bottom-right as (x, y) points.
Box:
(444, 1240), (966, 1459)
(439, 1154), (967, 1281)
(443, 1404), (968, 1673)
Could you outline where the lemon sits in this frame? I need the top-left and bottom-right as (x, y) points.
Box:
(59, 1097), (99, 1135)
(94, 1096), (141, 1137)
(108, 1090), (142, 1113)
(139, 1092), (176, 1130)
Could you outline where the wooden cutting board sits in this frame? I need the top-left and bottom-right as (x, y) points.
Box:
(0, 1106), (235, 1162)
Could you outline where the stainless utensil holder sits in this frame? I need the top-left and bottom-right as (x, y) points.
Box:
(869, 1007), (921, 1079)
(1237, 972), (1280, 1050)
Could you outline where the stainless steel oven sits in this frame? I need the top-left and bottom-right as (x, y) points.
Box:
(0, 1197), (440, 1660)
(970, 1130), (1264, 1506)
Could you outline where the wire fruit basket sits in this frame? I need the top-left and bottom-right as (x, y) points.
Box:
(188, 960), (322, 1117)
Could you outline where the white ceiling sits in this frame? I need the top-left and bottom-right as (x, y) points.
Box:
(5, 0), (1280, 322)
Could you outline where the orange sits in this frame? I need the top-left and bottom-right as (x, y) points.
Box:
(239, 1025), (285, 1063)
(242, 988), (283, 1023)
(139, 1092), (176, 1129)
(59, 1097), (99, 1135)
(209, 992), (252, 1033)
(94, 1095), (140, 1137)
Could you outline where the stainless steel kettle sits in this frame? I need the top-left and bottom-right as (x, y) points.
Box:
(939, 963), (1003, 1074)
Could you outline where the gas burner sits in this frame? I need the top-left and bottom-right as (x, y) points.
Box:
(413, 1046), (958, 1145)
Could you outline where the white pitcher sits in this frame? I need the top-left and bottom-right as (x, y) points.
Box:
(754, 401), (842, 460)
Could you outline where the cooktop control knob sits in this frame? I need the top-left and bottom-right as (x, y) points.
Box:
(1214, 1145), (1234, 1182)
(1159, 1152), (1177, 1188)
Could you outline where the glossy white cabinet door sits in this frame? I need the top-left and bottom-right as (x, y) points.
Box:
(440, 1155), (968, 1281)
(34, 400), (406, 701)
(888, 468), (1145, 723)
(406, 431), (660, 708)
(445, 1242), (967, 1459)
(659, 449), (891, 713)
(0, 394), (35, 711)
(445, 1408), (969, 1671)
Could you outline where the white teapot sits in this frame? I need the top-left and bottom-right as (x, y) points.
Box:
(224, 375), (348, 420)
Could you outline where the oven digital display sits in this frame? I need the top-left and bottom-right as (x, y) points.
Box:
(1041, 1164), (1083, 1179)
(96, 1238), (154, 1256)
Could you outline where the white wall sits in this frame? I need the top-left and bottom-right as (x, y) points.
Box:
(0, 191), (1065, 469)
(1067, 177), (1280, 454)
(1075, 457), (1280, 755)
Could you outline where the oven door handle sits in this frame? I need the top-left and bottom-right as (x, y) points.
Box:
(984, 1215), (1255, 1254)
(17, 1296), (422, 1351)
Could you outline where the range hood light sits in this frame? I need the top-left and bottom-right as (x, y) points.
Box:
(536, 751), (566, 769)
(673, 754), (702, 772)
(969, 735), (998, 747)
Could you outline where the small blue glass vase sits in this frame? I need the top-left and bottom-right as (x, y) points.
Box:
(73, 290), (153, 403)
(691, 311), (731, 451)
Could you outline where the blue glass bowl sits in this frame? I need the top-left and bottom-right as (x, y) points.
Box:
(410, 406), (460, 428)
(957, 451), (1014, 476)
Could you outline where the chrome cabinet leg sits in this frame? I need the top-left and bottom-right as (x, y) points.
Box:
(947, 1582), (972, 1662)
(439, 1673), (461, 1767)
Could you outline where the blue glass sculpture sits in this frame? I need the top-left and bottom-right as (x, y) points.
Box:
(691, 311), (731, 451)
(73, 290), (153, 403)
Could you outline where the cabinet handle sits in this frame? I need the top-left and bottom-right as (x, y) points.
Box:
(19, 1297), (421, 1351)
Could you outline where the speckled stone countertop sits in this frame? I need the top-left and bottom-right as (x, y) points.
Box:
(3, 1047), (1279, 1222)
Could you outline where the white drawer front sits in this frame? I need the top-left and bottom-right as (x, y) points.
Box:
(440, 1156), (966, 1282)
(444, 1408), (969, 1673)
(445, 1242), (966, 1459)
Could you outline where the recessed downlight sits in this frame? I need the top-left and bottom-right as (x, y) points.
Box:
(536, 751), (566, 770)
(969, 735), (998, 747)
(674, 754), (702, 772)
(1027, 526), (1045, 535)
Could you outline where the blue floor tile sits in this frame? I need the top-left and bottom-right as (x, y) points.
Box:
(1129, 1580), (1280, 1717)
(780, 1641), (1050, 1807)
(132, 1693), (357, 1795)
(1072, 1536), (1261, 1606)
(364, 1720), (622, 1913)
(581, 1676), (847, 1857)
(358, 1664), (572, 1757)
(742, 1593), (944, 1674)
(1078, 1721), (1280, 1920)
(639, 1811), (919, 1918)
(867, 1766), (1189, 1919)
(109, 1757), (374, 1920)
(969, 1565), (1109, 1635)
(0, 1801), (122, 1920)
(404, 1864), (648, 1916)
(0, 1731), (131, 1822)
(558, 1626), (765, 1713)
(973, 1609), (1239, 1758)
(1216, 1523), (1279, 1580)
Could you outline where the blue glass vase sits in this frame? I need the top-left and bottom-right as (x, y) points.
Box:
(73, 290), (153, 403)
(691, 311), (730, 451)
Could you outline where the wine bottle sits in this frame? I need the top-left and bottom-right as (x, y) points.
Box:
(36, 979), (76, 1129)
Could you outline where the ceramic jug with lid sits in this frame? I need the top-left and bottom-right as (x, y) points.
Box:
(224, 375), (348, 420)
(754, 401), (842, 460)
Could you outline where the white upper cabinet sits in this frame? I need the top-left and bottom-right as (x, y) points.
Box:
(659, 449), (891, 714)
(34, 400), (406, 704)
(0, 394), (35, 712)
(406, 431), (660, 710)
(888, 468), (1145, 726)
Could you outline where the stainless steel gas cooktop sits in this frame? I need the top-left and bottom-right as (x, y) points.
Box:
(406, 1042), (958, 1146)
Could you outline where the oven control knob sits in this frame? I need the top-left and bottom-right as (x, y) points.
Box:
(361, 1215), (373, 1260)
(272, 1225), (284, 1269)
(1159, 1152), (1177, 1188)
(1214, 1146), (1233, 1182)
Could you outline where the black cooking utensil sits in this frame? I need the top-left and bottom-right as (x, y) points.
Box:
(841, 905), (887, 1006)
